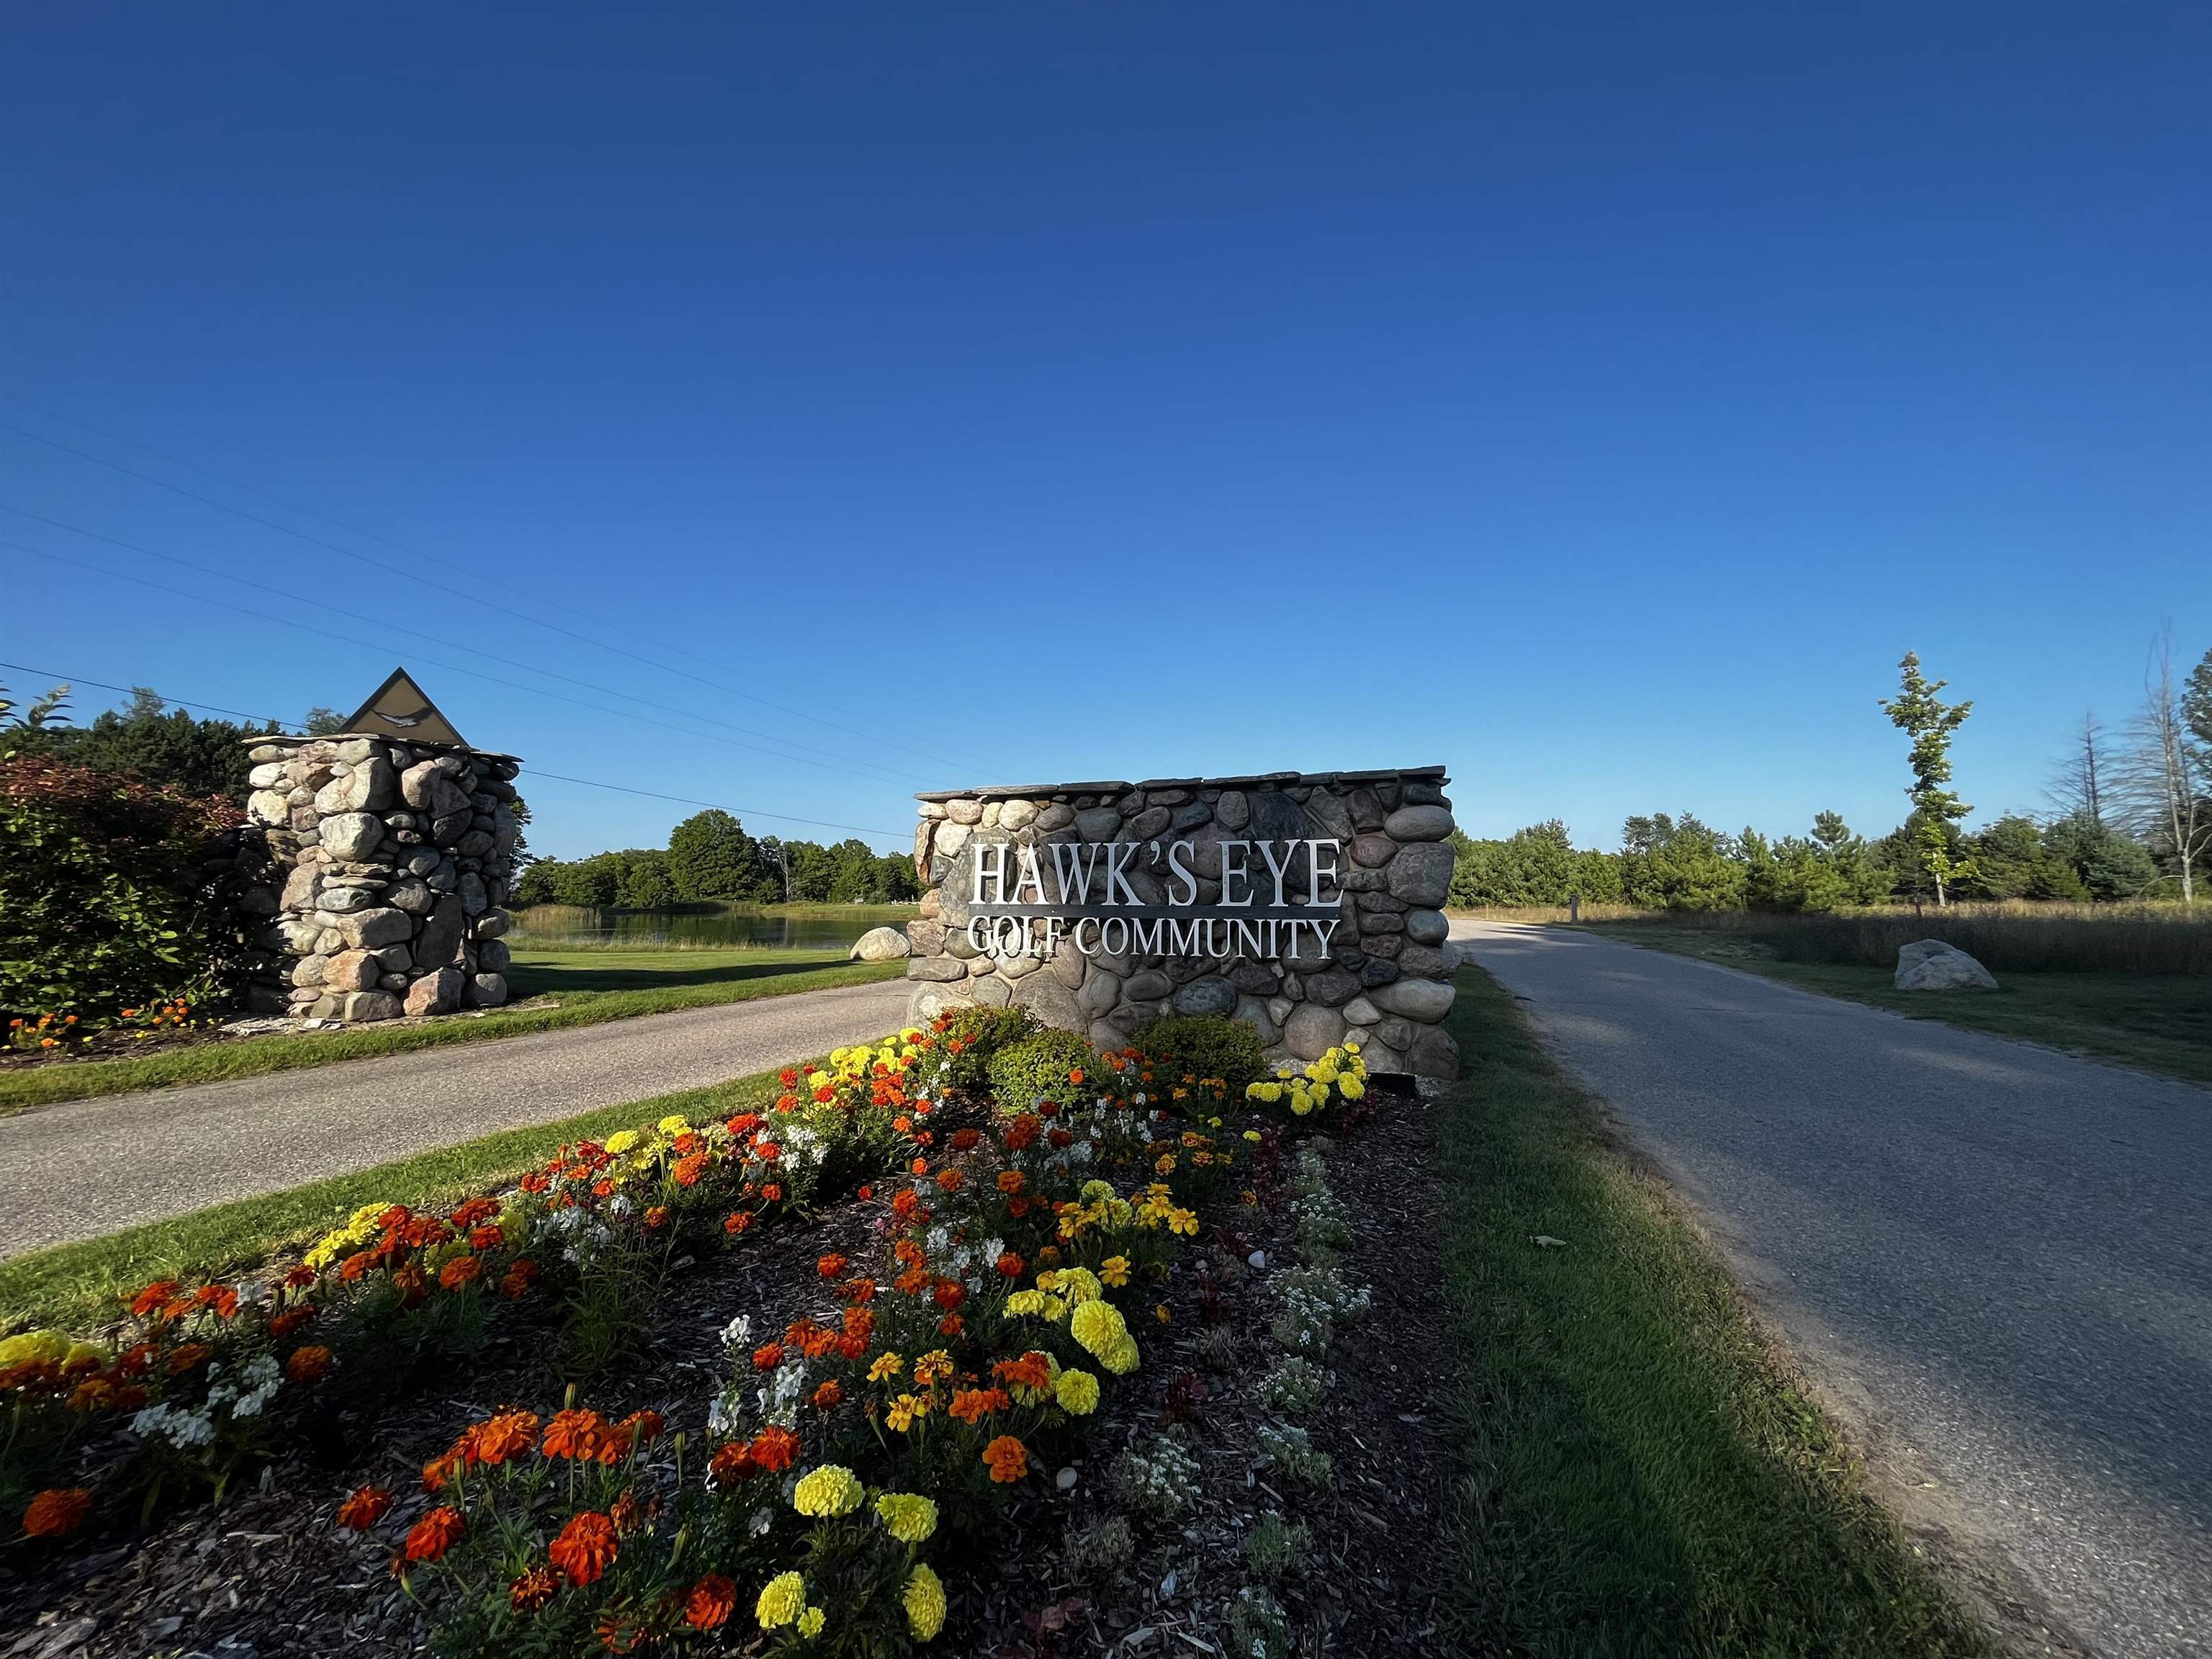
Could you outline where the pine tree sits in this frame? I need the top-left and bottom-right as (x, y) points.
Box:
(1879, 652), (1975, 908)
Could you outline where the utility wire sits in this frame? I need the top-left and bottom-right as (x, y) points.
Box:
(0, 657), (909, 840)
(2, 536), (925, 789)
(0, 406), (993, 774)
(1, 504), (932, 788)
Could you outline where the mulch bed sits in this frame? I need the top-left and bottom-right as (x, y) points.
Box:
(1, 1090), (1457, 1659)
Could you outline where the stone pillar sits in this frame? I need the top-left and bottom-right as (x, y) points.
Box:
(902, 768), (1461, 1079)
(238, 734), (523, 1022)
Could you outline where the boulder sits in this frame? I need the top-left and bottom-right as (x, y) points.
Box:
(464, 972), (509, 1008)
(1283, 1002), (1347, 1061)
(1369, 976), (1456, 1022)
(850, 925), (912, 961)
(415, 895), (469, 968)
(333, 907), (413, 950)
(1172, 975), (1237, 1016)
(404, 968), (462, 1017)
(321, 811), (385, 860)
(1409, 1024), (1462, 1080)
(1404, 908), (1451, 945)
(1386, 841), (1455, 907)
(1382, 804), (1455, 842)
(323, 950), (382, 992)
(1012, 970), (1083, 1032)
(1894, 940), (1998, 992)
(331, 989), (404, 1023)
(907, 956), (968, 982)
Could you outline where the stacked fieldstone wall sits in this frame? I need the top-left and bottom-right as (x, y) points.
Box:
(240, 734), (522, 1022)
(905, 768), (1460, 1079)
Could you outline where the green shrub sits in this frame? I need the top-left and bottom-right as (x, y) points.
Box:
(1244, 1511), (1312, 1583)
(926, 1004), (1042, 1096)
(1135, 1013), (1270, 1093)
(986, 1028), (1097, 1110)
(0, 753), (245, 1026)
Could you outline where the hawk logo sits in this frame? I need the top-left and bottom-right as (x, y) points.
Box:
(338, 668), (469, 747)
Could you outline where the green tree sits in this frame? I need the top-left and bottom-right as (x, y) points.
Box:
(615, 849), (677, 909)
(1879, 651), (1976, 907)
(666, 809), (768, 901)
(302, 706), (346, 736)
(2042, 813), (2159, 902)
(1619, 812), (1744, 909)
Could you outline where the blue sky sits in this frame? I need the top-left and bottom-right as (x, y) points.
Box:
(4, 3), (2206, 860)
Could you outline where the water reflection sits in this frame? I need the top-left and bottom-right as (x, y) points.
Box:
(511, 904), (916, 952)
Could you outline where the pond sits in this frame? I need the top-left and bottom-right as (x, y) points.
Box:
(509, 904), (917, 952)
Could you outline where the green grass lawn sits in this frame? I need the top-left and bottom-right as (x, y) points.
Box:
(1437, 966), (1994, 1657)
(1575, 922), (2212, 1087)
(0, 1062), (801, 1337)
(0, 949), (903, 1115)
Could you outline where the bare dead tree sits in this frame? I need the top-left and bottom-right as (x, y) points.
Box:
(2046, 709), (2108, 825)
(2116, 626), (2208, 904)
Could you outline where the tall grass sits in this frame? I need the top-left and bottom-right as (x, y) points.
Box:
(1599, 903), (2212, 976)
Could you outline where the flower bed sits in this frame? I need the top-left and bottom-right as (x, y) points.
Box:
(2, 1015), (1457, 1658)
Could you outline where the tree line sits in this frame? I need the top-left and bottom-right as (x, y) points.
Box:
(513, 809), (920, 909)
(1452, 639), (2212, 912)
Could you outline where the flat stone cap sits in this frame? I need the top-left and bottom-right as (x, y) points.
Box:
(915, 765), (1448, 804)
(243, 733), (523, 765)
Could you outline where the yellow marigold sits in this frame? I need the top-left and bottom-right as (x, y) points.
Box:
(657, 1115), (691, 1137)
(1003, 1290), (1046, 1317)
(1079, 1179), (1116, 1205)
(904, 1562), (947, 1640)
(792, 1465), (863, 1517)
(1341, 1076), (1365, 1100)
(0, 1331), (68, 1366)
(875, 1491), (938, 1543)
(1055, 1368), (1101, 1415)
(913, 1349), (953, 1386)
(605, 1130), (641, 1155)
(799, 1606), (826, 1637)
(756, 1570), (807, 1629)
(887, 1393), (930, 1432)
(1069, 1298), (1129, 1362)
(1100, 1256), (1130, 1287)
(1102, 1335), (1141, 1375)
(868, 1352), (904, 1382)
(1058, 1267), (1104, 1304)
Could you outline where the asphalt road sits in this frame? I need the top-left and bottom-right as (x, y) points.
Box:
(0, 977), (914, 1260)
(1449, 920), (2212, 1659)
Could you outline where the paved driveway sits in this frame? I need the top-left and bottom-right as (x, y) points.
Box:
(1450, 920), (2211, 1659)
(0, 978), (913, 1259)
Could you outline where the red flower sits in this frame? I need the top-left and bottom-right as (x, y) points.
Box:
(811, 1380), (845, 1411)
(439, 1255), (482, 1291)
(405, 1506), (466, 1563)
(673, 1154), (709, 1187)
(950, 1385), (1010, 1424)
(760, 1183), (783, 1203)
(708, 1442), (757, 1486)
(752, 1343), (785, 1372)
(336, 1487), (392, 1530)
(995, 1251), (1025, 1278)
(510, 1565), (559, 1611)
(548, 1511), (619, 1586)
(127, 1281), (179, 1318)
(817, 1252), (848, 1280)
(22, 1488), (91, 1538)
(284, 1344), (333, 1383)
(724, 1211), (753, 1235)
(932, 1279), (966, 1311)
(685, 1573), (738, 1631)
(542, 1408), (608, 1462)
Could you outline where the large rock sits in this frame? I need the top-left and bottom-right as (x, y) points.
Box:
(1383, 804), (1455, 842)
(1235, 994), (1282, 1046)
(464, 972), (509, 1008)
(1408, 1024), (1462, 1080)
(907, 956), (968, 982)
(1387, 841), (1455, 907)
(1369, 976), (1456, 1022)
(323, 950), (382, 992)
(1075, 806), (1122, 842)
(1404, 908), (1450, 945)
(1283, 1002), (1347, 1061)
(1012, 970), (1083, 1033)
(321, 812), (385, 860)
(333, 906), (413, 950)
(404, 967), (463, 1017)
(415, 895), (468, 968)
(1894, 940), (1998, 991)
(1172, 975), (1237, 1016)
(850, 925), (912, 961)
(330, 989), (404, 1023)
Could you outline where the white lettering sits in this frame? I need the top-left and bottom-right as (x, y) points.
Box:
(1132, 915), (1166, 954)
(1166, 916), (1205, 955)
(1104, 842), (1142, 906)
(1049, 842), (1102, 904)
(1166, 839), (1198, 905)
(1099, 914), (1130, 956)
(1307, 839), (1342, 909)
(1012, 845), (1048, 904)
(1220, 840), (1253, 905)
(972, 841), (1008, 906)
(1257, 839), (1296, 907)
(1232, 917), (1265, 957)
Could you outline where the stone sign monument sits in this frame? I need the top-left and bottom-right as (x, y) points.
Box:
(905, 767), (1460, 1078)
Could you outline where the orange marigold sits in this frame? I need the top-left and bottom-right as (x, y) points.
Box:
(472, 1409), (541, 1466)
(995, 1251), (1025, 1278)
(983, 1434), (1030, 1483)
(284, 1344), (333, 1384)
(997, 1169), (1025, 1195)
(749, 1424), (801, 1472)
(336, 1486), (392, 1530)
(548, 1511), (619, 1586)
(685, 1572), (738, 1631)
(817, 1252), (848, 1279)
(707, 1442), (757, 1487)
(405, 1506), (466, 1562)
(439, 1255), (482, 1291)
(541, 1408), (608, 1462)
(510, 1565), (559, 1612)
(811, 1379), (845, 1411)
(950, 1385), (1010, 1424)
(22, 1488), (90, 1538)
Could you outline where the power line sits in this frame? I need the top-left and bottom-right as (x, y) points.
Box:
(1, 504), (933, 788)
(2, 536), (927, 789)
(0, 658), (909, 841)
(0, 405), (994, 774)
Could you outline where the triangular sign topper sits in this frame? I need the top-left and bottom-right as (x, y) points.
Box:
(340, 667), (469, 748)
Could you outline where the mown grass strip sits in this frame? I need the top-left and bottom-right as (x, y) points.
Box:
(1435, 966), (1994, 1658)
(0, 954), (902, 1114)
(0, 1066), (804, 1336)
